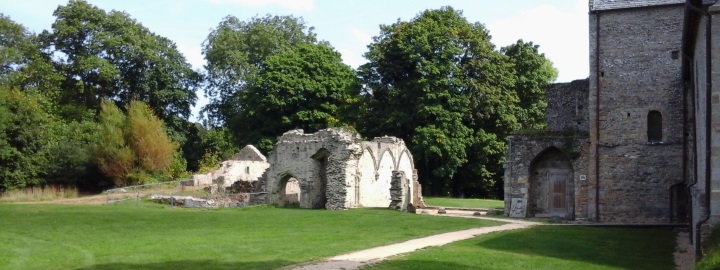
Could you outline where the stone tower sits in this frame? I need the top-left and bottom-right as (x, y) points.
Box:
(588, 0), (685, 223)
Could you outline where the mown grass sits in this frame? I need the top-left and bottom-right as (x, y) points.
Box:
(0, 185), (79, 202)
(424, 197), (504, 209)
(367, 226), (676, 270)
(697, 225), (720, 270)
(0, 203), (503, 270)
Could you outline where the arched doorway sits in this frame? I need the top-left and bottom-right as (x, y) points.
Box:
(311, 148), (331, 209)
(279, 175), (301, 207)
(529, 147), (574, 219)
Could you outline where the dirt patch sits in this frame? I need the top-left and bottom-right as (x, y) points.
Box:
(675, 231), (694, 270)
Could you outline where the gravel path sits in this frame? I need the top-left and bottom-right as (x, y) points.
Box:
(287, 212), (539, 270)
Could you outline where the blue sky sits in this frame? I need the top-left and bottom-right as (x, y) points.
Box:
(1, 0), (589, 120)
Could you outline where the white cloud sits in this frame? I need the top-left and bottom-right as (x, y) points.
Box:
(350, 28), (372, 45)
(486, 0), (589, 82)
(178, 45), (206, 70)
(208, 0), (315, 11)
(337, 47), (366, 69)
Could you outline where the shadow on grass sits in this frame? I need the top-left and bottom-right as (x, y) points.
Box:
(73, 259), (292, 270)
(475, 226), (675, 269)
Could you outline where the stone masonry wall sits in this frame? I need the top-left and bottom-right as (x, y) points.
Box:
(262, 128), (419, 210)
(356, 137), (415, 208)
(504, 135), (590, 220)
(589, 5), (684, 223)
(546, 79), (589, 133)
(263, 128), (362, 210)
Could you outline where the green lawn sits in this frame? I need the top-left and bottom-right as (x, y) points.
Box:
(424, 197), (504, 209)
(367, 226), (676, 270)
(0, 203), (502, 270)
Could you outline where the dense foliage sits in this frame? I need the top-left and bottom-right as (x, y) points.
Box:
(358, 7), (555, 196)
(202, 14), (318, 127)
(0, 89), (53, 190)
(0, 2), (556, 198)
(95, 100), (179, 186)
(39, 0), (201, 121)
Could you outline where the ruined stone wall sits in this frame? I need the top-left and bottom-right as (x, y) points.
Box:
(588, 5), (684, 223)
(504, 135), (590, 220)
(357, 137), (415, 208)
(191, 145), (270, 188)
(263, 129), (362, 210)
(546, 79), (589, 133)
(216, 160), (270, 187)
(262, 128), (419, 210)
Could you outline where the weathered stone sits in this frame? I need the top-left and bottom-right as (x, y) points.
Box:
(190, 145), (270, 188)
(473, 211), (483, 216)
(261, 128), (424, 210)
(406, 203), (416, 214)
(437, 207), (446, 214)
(149, 195), (216, 208)
(506, 2), (685, 225)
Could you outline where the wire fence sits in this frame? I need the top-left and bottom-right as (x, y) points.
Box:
(103, 179), (268, 208)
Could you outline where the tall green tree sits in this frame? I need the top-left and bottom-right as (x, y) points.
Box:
(235, 43), (357, 152)
(502, 39), (558, 131)
(40, 0), (201, 122)
(359, 7), (522, 196)
(0, 14), (64, 109)
(202, 14), (317, 127)
(0, 88), (53, 191)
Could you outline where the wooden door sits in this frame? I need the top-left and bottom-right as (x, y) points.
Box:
(547, 172), (568, 216)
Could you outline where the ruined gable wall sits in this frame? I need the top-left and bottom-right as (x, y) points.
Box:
(546, 79), (589, 133)
(216, 160), (270, 187)
(589, 5), (684, 223)
(264, 129), (362, 209)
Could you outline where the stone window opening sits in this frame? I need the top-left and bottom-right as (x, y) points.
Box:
(647, 110), (663, 143)
(245, 166), (250, 174)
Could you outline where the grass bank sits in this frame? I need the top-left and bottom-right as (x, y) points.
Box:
(0, 203), (502, 270)
(367, 225), (675, 270)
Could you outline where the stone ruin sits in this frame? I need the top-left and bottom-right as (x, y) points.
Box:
(183, 128), (425, 211)
(260, 128), (425, 210)
(191, 144), (270, 190)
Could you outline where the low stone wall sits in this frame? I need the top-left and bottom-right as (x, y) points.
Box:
(150, 195), (217, 208)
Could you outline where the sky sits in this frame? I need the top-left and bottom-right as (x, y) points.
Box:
(1, 0), (590, 121)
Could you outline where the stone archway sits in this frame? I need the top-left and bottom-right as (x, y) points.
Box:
(529, 147), (574, 219)
(278, 175), (301, 207)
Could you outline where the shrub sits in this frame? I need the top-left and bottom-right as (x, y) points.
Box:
(94, 100), (184, 186)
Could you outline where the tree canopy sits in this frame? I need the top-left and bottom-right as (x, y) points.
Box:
(40, 0), (201, 121)
(202, 14), (318, 127)
(0, 3), (558, 198)
(359, 7), (555, 196)
(232, 43), (357, 152)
